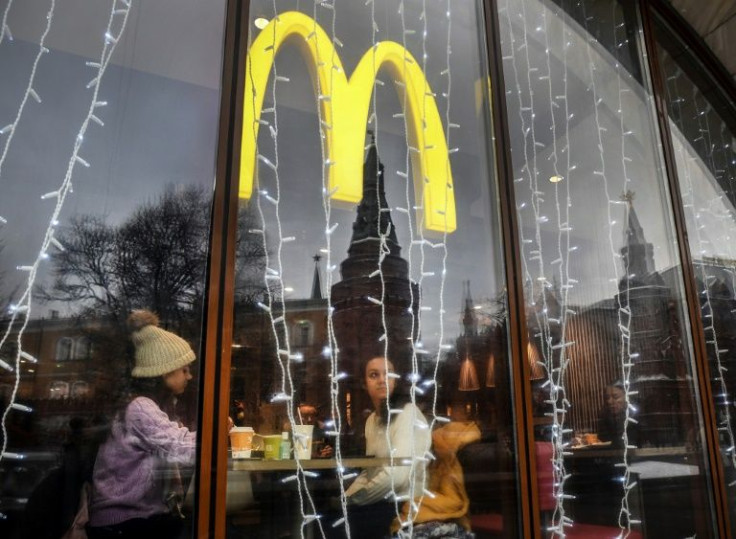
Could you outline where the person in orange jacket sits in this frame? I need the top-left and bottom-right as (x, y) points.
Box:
(393, 418), (481, 537)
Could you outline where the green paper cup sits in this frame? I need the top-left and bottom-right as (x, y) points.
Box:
(263, 434), (282, 459)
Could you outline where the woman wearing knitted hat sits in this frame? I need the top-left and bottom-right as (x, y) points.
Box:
(86, 310), (201, 538)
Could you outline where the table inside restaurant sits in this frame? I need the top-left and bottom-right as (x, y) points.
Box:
(231, 457), (395, 472)
(565, 445), (703, 538)
(226, 457), (401, 537)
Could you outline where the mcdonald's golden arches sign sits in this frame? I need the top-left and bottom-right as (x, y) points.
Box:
(240, 11), (457, 234)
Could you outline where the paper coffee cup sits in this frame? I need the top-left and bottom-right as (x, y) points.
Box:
(263, 434), (282, 459)
(293, 425), (314, 460)
(229, 426), (254, 459)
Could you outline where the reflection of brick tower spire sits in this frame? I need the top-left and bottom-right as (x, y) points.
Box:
(616, 192), (690, 446)
(311, 253), (323, 300)
(331, 133), (419, 439)
(620, 190), (659, 286)
(463, 280), (477, 337)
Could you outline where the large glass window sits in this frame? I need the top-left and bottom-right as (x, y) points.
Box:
(498, 0), (716, 536)
(0, 0), (226, 537)
(225, 1), (521, 537)
(654, 10), (736, 527)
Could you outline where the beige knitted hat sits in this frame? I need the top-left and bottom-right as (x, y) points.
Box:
(128, 310), (196, 378)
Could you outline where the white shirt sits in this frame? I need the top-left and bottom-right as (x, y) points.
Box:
(345, 402), (431, 505)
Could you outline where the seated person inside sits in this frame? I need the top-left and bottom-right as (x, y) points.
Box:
(328, 356), (431, 539)
(393, 402), (480, 539)
(597, 381), (639, 448)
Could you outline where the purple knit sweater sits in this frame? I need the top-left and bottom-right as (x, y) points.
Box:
(89, 396), (197, 527)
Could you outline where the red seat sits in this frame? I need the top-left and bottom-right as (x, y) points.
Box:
(470, 442), (643, 538)
(470, 513), (503, 533)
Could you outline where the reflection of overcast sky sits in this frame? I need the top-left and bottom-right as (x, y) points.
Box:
(671, 125), (736, 261)
(0, 37), (221, 312)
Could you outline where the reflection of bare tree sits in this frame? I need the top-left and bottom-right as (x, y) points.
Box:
(34, 186), (270, 424)
(41, 186), (268, 325)
(42, 186), (208, 327)
(234, 201), (270, 306)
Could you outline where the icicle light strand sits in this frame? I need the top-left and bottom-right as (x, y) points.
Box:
(248, 5), (326, 537)
(0, 0), (134, 465)
(501, 0), (574, 533)
(666, 66), (736, 481)
(308, 0), (351, 534)
(0, 0), (56, 188)
(539, 3), (576, 533)
(378, 0), (398, 523)
(393, 2), (421, 533)
(0, 0), (15, 45)
(582, 2), (638, 534)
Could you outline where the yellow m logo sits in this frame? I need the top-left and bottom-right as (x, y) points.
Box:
(240, 11), (456, 234)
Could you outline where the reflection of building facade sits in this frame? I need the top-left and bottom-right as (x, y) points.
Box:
(230, 139), (423, 440)
(563, 199), (695, 445)
(0, 316), (103, 403)
(230, 260), (329, 433)
(430, 281), (510, 433)
(0, 316), (114, 448)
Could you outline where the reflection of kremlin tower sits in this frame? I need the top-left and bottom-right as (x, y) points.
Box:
(617, 193), (692, 446)
(331, 135), (419, 441)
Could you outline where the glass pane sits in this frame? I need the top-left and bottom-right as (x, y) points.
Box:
(654, 12), (736, 528)
(0, 1), (226, 537)
(227, 1), (520, 537)
(497, 0), (716, 536)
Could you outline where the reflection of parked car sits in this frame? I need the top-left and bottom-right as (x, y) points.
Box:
(0, 450), (60, 538)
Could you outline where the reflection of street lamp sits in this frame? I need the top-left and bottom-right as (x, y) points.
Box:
(458, 354), (480, 391)
(485, 354), (496, 388)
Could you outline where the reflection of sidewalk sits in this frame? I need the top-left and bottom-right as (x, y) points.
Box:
(629, 460), (699, 479)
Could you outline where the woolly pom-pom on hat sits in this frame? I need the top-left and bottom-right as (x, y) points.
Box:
(128, 310), (195, 378)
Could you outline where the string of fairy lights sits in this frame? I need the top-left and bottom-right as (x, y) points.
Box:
(0, 0), (133, 471)
(313, 0), (352, 534)
(582, 2), (640, 534)
(500, 0), (576, 533)
(430, 0), (453, 435)
(0, 0), (56, 188)
(0, 0), (15, 45)
(393, 0), (432, 533)
(665, 66), (736, 484)
(373, 0), (401, 530)
(609, 5), (641, 533)
(247, 3), (327, 536)
(537, 3), (578, 534)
